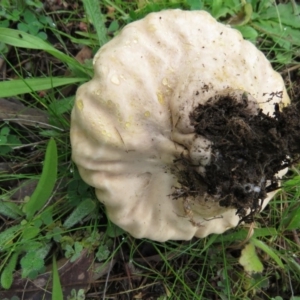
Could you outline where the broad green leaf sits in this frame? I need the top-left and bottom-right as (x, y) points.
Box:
(0, 136), (8, 144)
(0, 77), (86, 98)
(254, 0), (273, 14)
(7, 134), (21, 147)
(1, 127), (9, 135)
(83, 0), (108, 46)
(1, 252), (19, 289)
(107, 20), (119, 33)
(235, 25), (258, 42)
(47, 227), (63, 242)
(20, 251), (44, 278)
(106, 222), (125, 238)
(23, 138), (57, 219)
(49, 96), (74, 115)
(21, 225), (40, 240)
(212, 7), (232, 20)
(259, 3), (300, 29)
(63, 198), (96, 229)
(256, 20), (300, 48)
(186, 0), (202, 10)
(239, 242), (263, 273)
(64, 244), (75, 259)
(17, 22), (29, 33)
(52, 256), (63, 300)
(211, 0), (223, 18)
(251, 238), (284, 269)
(0, 200), (24, 219)
(40, 208), (54, 226)
(36, 243), (52, 260)
(0, 225), (22, 252)
(70, 242), (83, 262)
(96, 245), (110, 262)
(19, 241), (43, 252)
(282, 205), (300, 230)
(0, 28), (86, 73)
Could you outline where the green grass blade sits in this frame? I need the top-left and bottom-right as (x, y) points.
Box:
(52, 256), (63, 300)
(251, 237), (285, 269)
(83, 0), (108, 46)
(23, 138), (57, 220)
(0, 28), (82, 69)
(213, 227), (277, 244)
(153, 244), (199, 299)
(0, 77), (86, 98)
(1, 252), (19, 289)
(63, 198), (96, 229)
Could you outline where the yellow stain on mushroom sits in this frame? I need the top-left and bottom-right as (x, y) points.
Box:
(94, 89), (100, 96)
(107, 100), (114, 107)
(111, 75), (120, 85)
(117, 113), (123, 123)
(76, 99), (84, 111)
(162, 78), (168, 86)
(157, 91), (164, 105)
(100, 129), (112, 138)
(148, 24), (157, 32)
(101, 65), (108, 74)
(144, 111), (151, 117)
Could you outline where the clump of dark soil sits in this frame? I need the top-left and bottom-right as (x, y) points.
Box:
(178, 92), (300, 224)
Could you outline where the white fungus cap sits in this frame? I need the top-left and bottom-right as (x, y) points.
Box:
(70, 9), (290, 242)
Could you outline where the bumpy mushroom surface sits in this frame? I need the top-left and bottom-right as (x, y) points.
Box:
(70, 9), (290, 242)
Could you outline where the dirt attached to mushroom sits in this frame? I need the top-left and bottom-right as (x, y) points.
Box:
(174, 91), (300, 225)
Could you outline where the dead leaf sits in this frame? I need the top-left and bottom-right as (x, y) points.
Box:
(0, 250), (96, 300)
(74, 46), (93, 65)
(0, 98), (49, 127)
(11, 179), (38, 202)
(133, 292), (143, 299)
(227, 3), (253, 26)
(79, 22), (88, 32)
(92, 259), (116, 281)
(106, 6), (116, 17)
(60, 46), (92, 97)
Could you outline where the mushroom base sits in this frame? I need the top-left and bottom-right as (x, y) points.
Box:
(173, 91), (300, 226)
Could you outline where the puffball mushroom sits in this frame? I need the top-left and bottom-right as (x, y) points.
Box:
(70, 9), (290, 242)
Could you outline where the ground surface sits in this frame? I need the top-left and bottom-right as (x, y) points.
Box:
(1, 1), (300, 299)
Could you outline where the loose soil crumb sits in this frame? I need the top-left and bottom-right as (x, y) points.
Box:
(175, 91), (300, 224)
